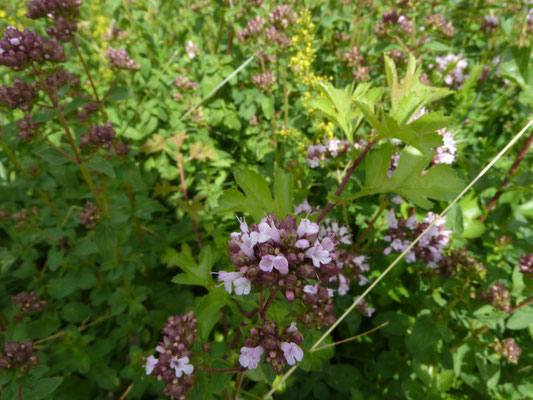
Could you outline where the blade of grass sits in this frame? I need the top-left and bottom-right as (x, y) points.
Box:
(263, 116), (533, 400)
(178, 56), (255, 123)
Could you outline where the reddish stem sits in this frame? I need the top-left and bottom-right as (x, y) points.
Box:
(260, 288), (279, 320)
(509, 295), (533, 314)
(480, 130), (533, 221)
(317, 140), (374, 223)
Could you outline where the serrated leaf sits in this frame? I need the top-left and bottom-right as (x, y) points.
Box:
(169, 246), (215, 289)
(85, 157), (116, 178)
(347, 145), (464, 208)
(217, 170), (274, 221)
(274, 164), (293, 218)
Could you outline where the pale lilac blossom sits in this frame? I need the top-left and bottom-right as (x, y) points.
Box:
(239, 346), (264, 369)
(144, 355), (158, 375)
(280, 342), (304, 365)
(259, 254), (289, 274)
(169, 356), (194, 378)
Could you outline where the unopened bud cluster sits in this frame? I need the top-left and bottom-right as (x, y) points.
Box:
(12, 291), (46, 315)
(491, 338), (521, 364)
(434, 248), (486, 280)
(519, 253), (533, 278)
(144, 311), (197, 399)
(78, 201), (100, 229)
(426, 14), (455, 38)
(0, 341), (39, 372)
(0, 80), (38, 111)
(481, 283), (511, 313)
(105, 47), (140, 70)
(0, 27), (65, 71)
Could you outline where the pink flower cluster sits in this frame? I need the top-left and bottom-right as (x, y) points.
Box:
(374, 11), (413, 37)
(432, 54), (469, 89)
(434, 129), (457, 165)
(220, 214), (339, 301)
(240, 320), (303, 374)
(306, 138), (357, 168)
(144, 311), (197, 399)
(293, 199), (320, 216)
(383, 210), (452, 268)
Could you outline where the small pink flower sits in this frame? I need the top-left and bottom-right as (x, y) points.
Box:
(170, 356), (194, 378)
(239, 346), (264, 369)
(234, 277), (251, 295)
(303, 284), (318, 295)
(297, 218), (319, 237)
(304, 242), (331, 268)
(295, 239), (310, 249)
(386, 210), (398, 229)
(280, 342), (304, 365)
(287, 322), (298, 333)
(337, 274), (349, 295)
(144, 355), (158, 375)
(217, 271), (242, 294)
(259, 254), (289, 274)
(258, 219), (281, 243)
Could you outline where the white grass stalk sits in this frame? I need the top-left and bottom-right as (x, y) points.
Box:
(178, 56), (255, 122)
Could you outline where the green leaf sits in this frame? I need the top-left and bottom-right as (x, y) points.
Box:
(217, 170), (275, 221)
(348, 145), (464, 208)
(273, 164), (293, 218)
(506, 306), (533, 330)
(26, 316), (61, 340)
(63, 97), (89, 115)
(61, 302), (92, 323)
(109, 288), (129, 315)
(169, 246), (215, 289)
(308, 81), (379, 144)
(32, 377), (64, 399)
(106, 86), (130, 102)
(195, 290), (228, 340)
(261, 96), (274, 119)
(86, 157), (116, 178)
(31, 110), (56, 123)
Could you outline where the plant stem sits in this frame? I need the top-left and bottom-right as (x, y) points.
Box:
(353, 196), (388, 250)
(317, 140), (374, 223)
(509, 295), (533, 314)
(260, 288), (278, 320)
(311, 321), (389, 352)
(33, 67), (105, 211)
(199, 367), (246, 373)
(232, 372), (244, 400)
(480, 130), (533, 221)
(176, 150), (203, 249)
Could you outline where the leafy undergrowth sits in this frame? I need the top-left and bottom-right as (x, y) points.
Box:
(1, 1), (533, 399)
